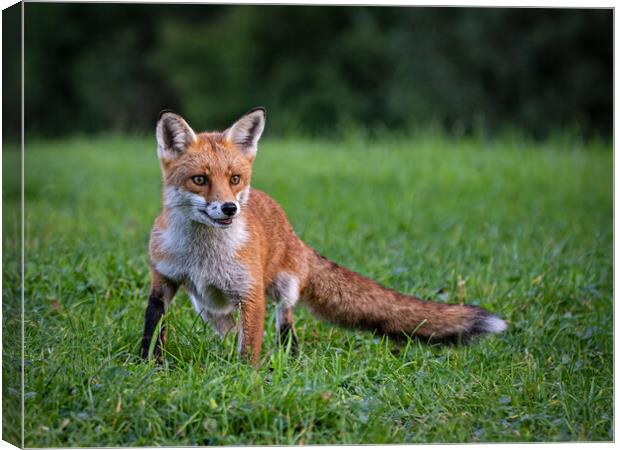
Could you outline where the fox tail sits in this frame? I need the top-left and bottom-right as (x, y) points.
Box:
(301, 250), (507, 343)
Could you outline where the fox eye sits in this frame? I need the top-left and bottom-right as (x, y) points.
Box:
(192, 175), (208, 186)
(230, 175), (241, 185)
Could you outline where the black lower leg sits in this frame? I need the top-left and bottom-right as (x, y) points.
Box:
(141, 293), (167, 361)
(277, 323), (299, 354)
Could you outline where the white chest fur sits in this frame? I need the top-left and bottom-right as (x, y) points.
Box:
(153, 212), (252, 315)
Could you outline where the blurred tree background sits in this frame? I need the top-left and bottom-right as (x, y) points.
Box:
(22, 4), (612, 139)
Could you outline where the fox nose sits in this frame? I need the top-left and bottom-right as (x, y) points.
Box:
(221, 202), (238, 217)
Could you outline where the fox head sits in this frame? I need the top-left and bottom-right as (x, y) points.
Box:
(155, 108), (266, 228)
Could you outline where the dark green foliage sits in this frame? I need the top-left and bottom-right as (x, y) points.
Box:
(21, 5), (612, 138)
(3, 3), (21, 140)
(4, 133), (612, 445)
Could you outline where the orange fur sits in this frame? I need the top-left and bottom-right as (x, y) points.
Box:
(141, 108), (507, 365)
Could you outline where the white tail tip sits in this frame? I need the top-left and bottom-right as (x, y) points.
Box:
(482, 315), (508, 334)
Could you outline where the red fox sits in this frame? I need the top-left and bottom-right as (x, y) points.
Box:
(141, 108), (507, 364)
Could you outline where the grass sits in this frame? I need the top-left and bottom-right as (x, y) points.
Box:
(2, 131), (612, 445)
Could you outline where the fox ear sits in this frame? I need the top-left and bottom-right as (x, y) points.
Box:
(156, 111), (197, 160)
(224, 107), (266, 159)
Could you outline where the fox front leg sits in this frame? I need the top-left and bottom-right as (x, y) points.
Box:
(141, 271), (178, 362)
(237, 287), (266, 366)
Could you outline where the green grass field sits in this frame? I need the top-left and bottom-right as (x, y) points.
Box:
(2, 132), (613, 445)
